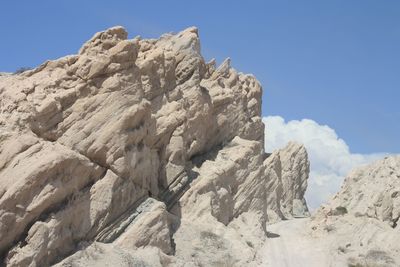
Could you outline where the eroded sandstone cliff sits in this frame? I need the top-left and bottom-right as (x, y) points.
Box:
(0, 26), (310, 266)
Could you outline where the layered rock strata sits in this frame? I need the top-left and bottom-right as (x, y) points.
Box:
(0, 26), (310, 266)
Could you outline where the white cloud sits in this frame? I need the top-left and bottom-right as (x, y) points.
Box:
(263, 116), (387, 210)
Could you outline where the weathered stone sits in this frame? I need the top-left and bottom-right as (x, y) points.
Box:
(0, 26), (311, 267)
(310, 156), (400, 266)
(265, 142), (310, 222)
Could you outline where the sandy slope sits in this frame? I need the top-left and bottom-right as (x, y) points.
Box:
(260, 218), (345, 267)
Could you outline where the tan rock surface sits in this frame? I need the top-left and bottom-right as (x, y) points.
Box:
(265, 142), (310, 222)
(0, 26), (311, 266)
(309, 156), (400, 266)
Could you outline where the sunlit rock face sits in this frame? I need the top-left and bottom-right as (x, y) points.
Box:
(0, 26), (310, 267)
(311, 156), (400, 267)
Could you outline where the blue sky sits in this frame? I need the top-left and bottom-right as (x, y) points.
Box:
(1, 0), (399, 154)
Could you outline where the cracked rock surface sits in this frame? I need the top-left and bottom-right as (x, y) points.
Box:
(0, 26), (310, 266)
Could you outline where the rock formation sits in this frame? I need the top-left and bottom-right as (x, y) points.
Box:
(310, 156), (400, 266)
(0, 26), (310, 266)
(5, 24), (395, 267)
(265, 142), (310, 222)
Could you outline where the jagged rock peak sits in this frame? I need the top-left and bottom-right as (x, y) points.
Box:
(79, 26), (129, 54)
(0, 26), (310, 267)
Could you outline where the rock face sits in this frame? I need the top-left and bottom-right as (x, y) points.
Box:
(265, 142), (310, 222)
(0, 26), (310, 266)
(310, 156), (400, 266)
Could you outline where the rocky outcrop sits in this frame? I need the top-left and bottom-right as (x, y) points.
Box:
(310, 156), (400, 266)
(265, 142), (310, 222)
(0, 26), (310, 266)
